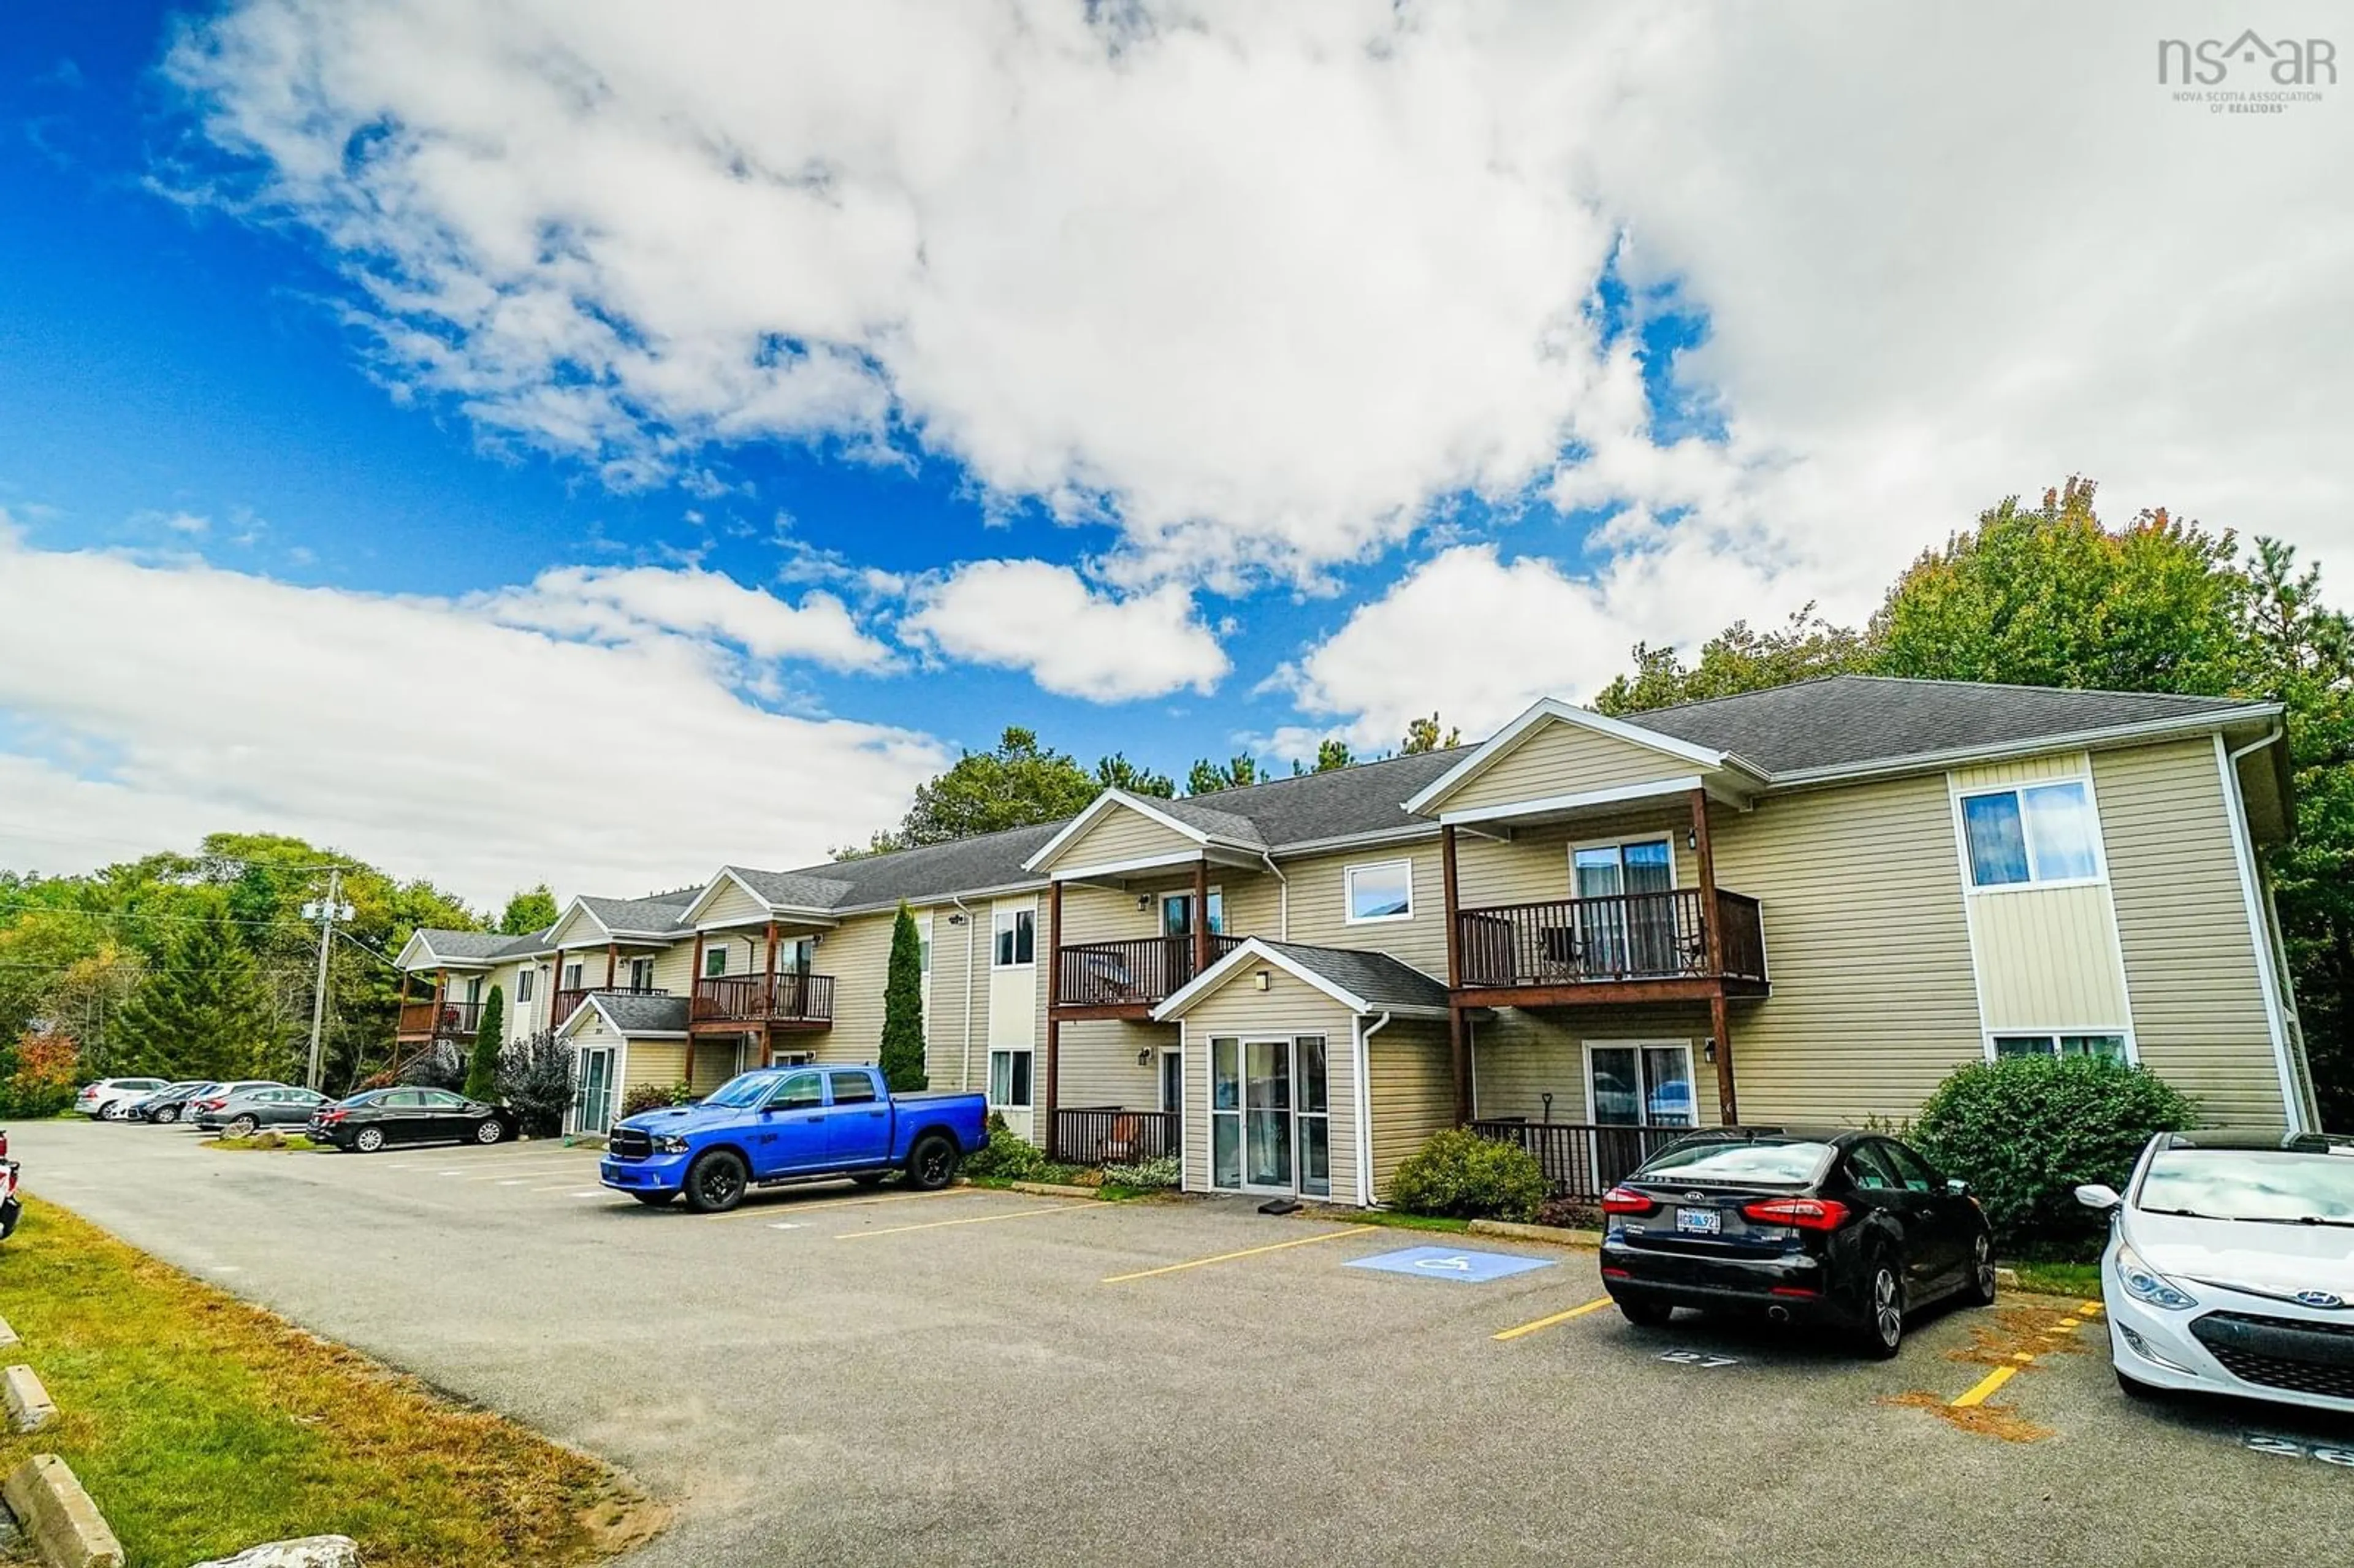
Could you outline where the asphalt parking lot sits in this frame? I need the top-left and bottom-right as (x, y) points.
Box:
(10, 1119), (2352, 1566)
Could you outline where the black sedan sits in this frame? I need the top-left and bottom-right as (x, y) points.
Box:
(130, 1081), (220, 1124)
(311, 1087), (518, 1153)
(1599, 1127), (1996, 1357)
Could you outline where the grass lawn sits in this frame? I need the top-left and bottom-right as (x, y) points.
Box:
(1301, 1205), (1473, 1235)
(2009, 1258), (2104, 1298)
(202, 1133), (326, 1152)
(0, 1200), (660, 1567)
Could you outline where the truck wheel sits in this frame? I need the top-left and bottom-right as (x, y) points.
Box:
(685, 1150), (749, 1213)
(906, 1133), (960, 1192)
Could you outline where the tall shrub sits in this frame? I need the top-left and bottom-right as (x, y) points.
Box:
(878, 901), (928, 1092)
(496, 1030), (574, 1137)
(465, 984), (505, 1100)
(1914, 1054), (2197, 1255)
(0, 1030), (80, 1117)
(1385, 1128), (1548, 1222)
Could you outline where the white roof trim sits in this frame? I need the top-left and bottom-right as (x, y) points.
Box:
(557, 993), (687, 1041)
(392, 930), (497, 972)
(543, 897), (615, 951)
(1436, 775), (1708, 828)
(1022, 789), (1227, 872)
(1149, 938), (1447, 1022)
(1402, 699), (1728, 816)
(675, 867), (823, 927)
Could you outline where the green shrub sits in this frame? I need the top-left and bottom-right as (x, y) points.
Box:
(963, 1111), (1048, 1180)
(1385, 1128), (1548, 1222)
(620, 1081), (694, 1119)
(1914, 1054), (2197, 1255)
(1102, 1154), (1181, 1189)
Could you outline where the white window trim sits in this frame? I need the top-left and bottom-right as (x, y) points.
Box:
(1160, 885), (1225, 936)
(1341, 858), (1415, 926)
(986, 1045), (1035, 1108)
(703, 942), (731, 978)
(1580, 1038), (1699, 1129)
(628, 956), (658, 989)
(1981, 1027), (2138, 1066)
(1948, 771), (2111, 896)
(1567, 832), (1680, 893)
(992, 905), (1037, 969)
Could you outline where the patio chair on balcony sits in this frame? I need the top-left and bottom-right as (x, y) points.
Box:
(1538, 925), (1583, 981)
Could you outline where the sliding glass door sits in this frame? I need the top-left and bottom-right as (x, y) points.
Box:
(1211, 1035), (1329, 1197)
(1572, 838), (1677, 975)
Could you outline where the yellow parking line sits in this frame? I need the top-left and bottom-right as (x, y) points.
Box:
(1102, 1226), (1375, 1284)
(1493, 1295), (1614, 1341)
(2079, 1300), (2104, 1317)
(1951, 1364), (2019, 1408)
(839, 1201), (1097, 1239)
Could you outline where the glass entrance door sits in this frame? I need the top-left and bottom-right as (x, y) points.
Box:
(1243, 1038), (1292, 1189)
(1211, 1035), (1328, 1195)
(1585, 1041), (1695, 1189)
(574, 1046), (616, 1135)
(1572, 839), (1676, 975)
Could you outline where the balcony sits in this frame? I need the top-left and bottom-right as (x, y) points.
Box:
(1454, 888), (1766, 1003)
(691, 972), (834, 1029)
(1054, 934), (1245, 1015)
(397, 998), (482, 1040)
(552, 985), (671, 1029)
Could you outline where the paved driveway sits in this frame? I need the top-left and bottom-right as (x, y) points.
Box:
(11, 1120), (2351, 1566)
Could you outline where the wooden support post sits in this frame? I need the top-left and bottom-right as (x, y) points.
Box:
(430, 968), (446, 1029)
(604, 942), (617, 990)
(763, 919), (779, 1021)
(1691, 787), (1739, 1127)
(1440, 823), (1461, 992)
(1449, 1007), (1471, 1127)
(1192, 857), (1209, 977)
(1045, 880), (1063, 1157)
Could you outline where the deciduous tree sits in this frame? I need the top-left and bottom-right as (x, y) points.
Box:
(498, 885), (560, 935)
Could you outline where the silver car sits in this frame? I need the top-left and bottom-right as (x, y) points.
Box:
(2078, 1132), (2354, 1414)
(198, 1086), (332, 1138)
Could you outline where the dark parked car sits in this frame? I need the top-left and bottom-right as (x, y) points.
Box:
(131, 1081), (221, 1124)
(198, 1086), (332, 1137)
(1, 1125), (18, 1242)
(1599, 1127), (1996, 1357)
(181, 1081), (289, 1126)
(311, 1087), (518, 1153)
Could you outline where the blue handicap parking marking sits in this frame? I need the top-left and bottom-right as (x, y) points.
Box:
(1344, 1245), (1556, 1284)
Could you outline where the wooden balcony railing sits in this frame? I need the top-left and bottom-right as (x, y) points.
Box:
(691, 972), (834, 1026)
(1055, 934), (1245, 1009)
(551, 986), (669, 1029)
(1051, 1106), (1181, 1165)
(1469, 1119), (1696, 1201)
(1455, 889), (1765, 990)
(398, 998), (484, 1038)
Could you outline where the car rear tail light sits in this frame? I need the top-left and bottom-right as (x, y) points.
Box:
(320, 1108), (348, 1124)
(1600, 1186), (1659, 1216)
(1601, 1266), (1632, 1280)
(1740, 1197), (1849, 1231)
(1769, 1285), (1821, 1298)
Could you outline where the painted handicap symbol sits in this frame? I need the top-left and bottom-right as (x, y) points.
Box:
(1344, 1245), (1556, 1283)
(1412, 1255), (1476, 1273)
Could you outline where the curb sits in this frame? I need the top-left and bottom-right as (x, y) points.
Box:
(1468, 1219), (1603, 1250)
(2, 1455), (124, 1568)
(1010, 1181), (1105, 1199)
(0, 1315), (17, 1348)
(1994, 1266), (2021, 1289)
(4, 1364), (56, 1434)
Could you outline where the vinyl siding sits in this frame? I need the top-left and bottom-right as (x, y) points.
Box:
(1706, 772), (1983, 1122)
(817, 910), (894, 1066)
(1455, 810), (1700, 910)
(1444, 718), (1698, 813)
(1178, 967), (1360, 1203)
(617, 1038), (688, 1098)
(1968, 883), (2130, 1031)
(1050, 805), (1198, 871)
(2096, 739), (2288, 1128)
(1279, 846), (1449, 978)
(1367, 1018), (1453, 1200)
(1471, 1004), (1716, 1125)
(925, 903), (987, 1095)
(695, 878), (772, 929)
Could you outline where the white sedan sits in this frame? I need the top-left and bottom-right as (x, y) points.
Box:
(2078, 1132), (2354, 1414)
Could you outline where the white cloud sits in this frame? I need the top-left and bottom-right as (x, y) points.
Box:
(901, 559), (1228, 702)
(0, 522), (943, 904)
(131, 509), (213, 536)
(1280, 541), (1784, 750)
(161, 2), (2350, 723)
(475, 563), (893, 671)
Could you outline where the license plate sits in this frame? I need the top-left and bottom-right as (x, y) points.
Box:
(1676, 1207), (1722, 1236)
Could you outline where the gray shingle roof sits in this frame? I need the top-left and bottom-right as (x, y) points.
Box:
(588, 992), (690, 1035)
(581, 893), (698, 937)
(1143, 749), (1469, 850)
(1155, 796), (1267, 845)
(1625, 675), (2269, 778)
(1256, 941), (1450, 1013)
(727, 866), (859, 910)
(410, 929), (519, 962)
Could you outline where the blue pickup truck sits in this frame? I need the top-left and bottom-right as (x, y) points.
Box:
(600, 1064), (991, 1212)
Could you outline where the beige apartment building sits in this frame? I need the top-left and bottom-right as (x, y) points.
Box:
(393, 676), (2314, 1206)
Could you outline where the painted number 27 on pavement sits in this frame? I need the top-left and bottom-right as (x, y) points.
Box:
(2244, 1434), (2354, 1467)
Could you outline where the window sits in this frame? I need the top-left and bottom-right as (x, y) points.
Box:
(988, 1048), (1032, 1108)
(421, 1089), (468, 1107)
(1210, 1037), (1241, 1189)
(562, 961), (583, 990)
(1959, 780), (2101, 888)
(918, 932), (932, 977)
(764, 1071), (824, 1111)
(1343, 859), (1414, 924)
(1162, 888), (1225, 937)
(704, 945), (729, 978)
(993, 907), (1035, 967)
(628, 957), (656, 990)
(1845, 1142), (1903, 1191)
(1877, 1141), (1940, 1193)
(516, 969), (535, 1003)
(1992, 1032), (2128, 1062)
(828, 1070), (878, 1105)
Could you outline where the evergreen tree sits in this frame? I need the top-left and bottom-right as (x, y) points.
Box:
(466, 983), (505, 1100)
(113, 903), (275, 1081)
(878, 902), (928, 1092)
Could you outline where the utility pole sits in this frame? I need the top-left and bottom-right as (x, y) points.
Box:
(303, 869), (352, 1091)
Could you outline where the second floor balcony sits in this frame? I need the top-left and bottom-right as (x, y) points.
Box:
(691, 972), (834, 1028)
(1455, 888), (1766, 997)
(397, 997), (482, 1040)
(1054, 933), (1245, 1012)
(552, 984), (671, 1029)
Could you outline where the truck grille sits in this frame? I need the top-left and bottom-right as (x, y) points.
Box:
(2192, 1311), (2354, 1401)
(608, 1127), (653, 1161)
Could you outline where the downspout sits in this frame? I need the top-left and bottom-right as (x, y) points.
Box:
(2220, 725), (2307, 1132)
(1260, 850), (1289, 940)
(952, 894), (977, 1093)
(1357, 1011), (1391, 1208)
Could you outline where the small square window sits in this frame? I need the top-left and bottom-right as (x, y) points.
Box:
(1344, 859), (1414, 923)
(704, 945), (729, 978)
(1960, 780), (2101, 888)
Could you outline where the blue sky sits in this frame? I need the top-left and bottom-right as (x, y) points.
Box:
(1, 4), (2341, 903)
